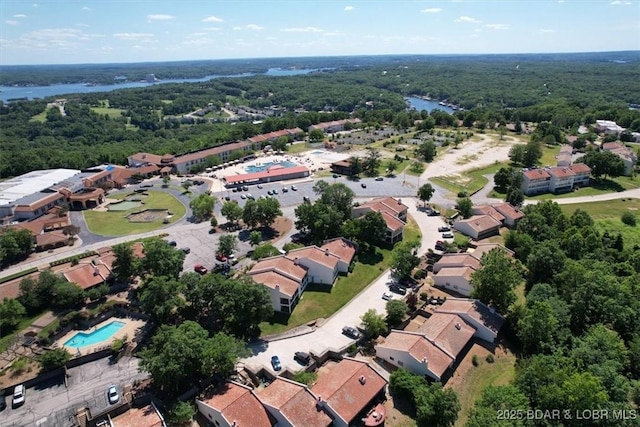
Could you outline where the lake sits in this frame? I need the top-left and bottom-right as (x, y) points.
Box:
(0, 68), (321, 102)
(405, 96), (454, 114)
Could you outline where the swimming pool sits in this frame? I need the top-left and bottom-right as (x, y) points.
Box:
(63, 321), (126, 348)
(310, 150), (325, 155)
(245, 160), (297, 173)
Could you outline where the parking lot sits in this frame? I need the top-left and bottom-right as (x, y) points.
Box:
(0, 357), (148, 427)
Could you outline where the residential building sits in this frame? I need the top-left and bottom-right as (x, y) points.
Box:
(556, 144), (573, 167)
(548, 166), (576, 193)
(490, 203), (525, 228)
(352, 197), (408, 244)
(110, 402), (167, 427)
(308, 118), (362, 134)
(197, 382), (274, 427)
(286, 246), (342, 285)
(435, 298), (504, 342)
(330, 159), (356, 176)
(222, 165), (310, 187)
(602, 142), (638, 175)
(595, 120), (624, 135)
(569, 163), (591, 187)
(257, 378), (332, 427)
(433, 253), (481, 273)
(432, 266), (475, 296)
(521, 168), (551, 196)
(521, 165), (592, 195)
(248, 128), (304, 145)
(310, 358), (387, 427)
(466, 243), (514, 260)
(452, 215), (501, 240)
(470, 205), (505, 224)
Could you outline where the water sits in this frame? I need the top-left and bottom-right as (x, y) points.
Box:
(245, 160), (297, 173)
(63, 321), (125, 348)
(310, 150), (326, 155)
(405, 96), (455, 114)
(0, 68), (320, 102)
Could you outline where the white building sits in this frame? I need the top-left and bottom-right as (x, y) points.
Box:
(196, 382), (273, 427)
(432, 266), (475, 296)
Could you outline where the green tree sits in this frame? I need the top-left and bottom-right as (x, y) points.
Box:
(112, 242), (138, 282)
(416, 140), (437, 162)
(386, 159), (399, 175)
(386, 299), (408, 327)
(456, 197), (473, 219)
(189, 193), (216, 221)
(466, 385), (530, 427)
(417, 183), (435, 207)
(309, 128), (324, 143)
(358, 211), (387, 247)
(0, 298), (26, 330)
(217, 234), (237, 257)
(220, 200), (243, 225)
(52, 281), (85, 309)
(162, 175), (170, 187)
(409, 161), (425, 174)
(138, 275), (185, 324)
(350, 156), (362, 176)
(621, 211), (636, 226)
(508, 144), (526, 165)
(578, 150), (626, 179)
(319, 183), (355, 220)
(525, 241), (566, 288)
(391, 240), (421, 279)
(256, 197), (282, 228)
(251, 243), (281, 260)
(181, 180), (193, 192)
(505, 188), (524, 207)
(522, 140), (543, 167)
(242, 199), (260, 229)
(517, 300), (560, 355)
(470, 248), (523, 313)
(39, 348), (71, 372)
(210, 216), (218, 228)
(168, 401), (195, 426)
(363, 147), (382, 176)
(143, 238), (186, 279)
(249, 230), (262, 246)
(361, 309), (387, 338)
(415, 383), (460, 427)
(0, 228), (33, 266)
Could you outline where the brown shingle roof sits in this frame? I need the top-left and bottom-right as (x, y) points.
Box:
(310, 358), (387, 424)
(491, 203), (525, 222)
(61, 262), (111, 290)
(416, 313), (475, 358)
(548, 166), (575, 178)
(250, 271), (300, 297)
(433, 253), (481, 271)
(287, 246), (341, 269)
(200, 382), (273, 427)
(455, 215), (501, 233)
(569, 163), (591, 174)
(35, 231), (67, 248)
(258, 378), (332, 427)
(472, 205), (505, 222)
(467, 243), (514, 259)
(380, 211), (406, 231)
(436, 298), (505, 335)
(129, 153), (165, 164)
(377, 332), (453, 379)
(320, 238), (357, 265)
(434, 266), (475, 281)
(250, 256), (307, 281)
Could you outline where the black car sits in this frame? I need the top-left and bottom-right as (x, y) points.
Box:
(294, 351), (311, 365)
(428, 209), (441, 216)
(342, 326), (361, 340)
(390, 285), (407, 295)
(361, 183), (367, 188)
(181, 247), (191, 254)
(375, 177), (383, 181)
(332, 174), (339, 179)
(0, 393), (6, 412)
(303, 196), (310, 202)
(168, 240), (177, 247)
(438, 226), (451, 232)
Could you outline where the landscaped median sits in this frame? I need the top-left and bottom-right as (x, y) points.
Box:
(259, 219), (422, 336)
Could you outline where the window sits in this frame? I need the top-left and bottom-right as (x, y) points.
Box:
(398, 360), (404, 366)
(280, 298), (289, 304)
(389, 356), (395, 361)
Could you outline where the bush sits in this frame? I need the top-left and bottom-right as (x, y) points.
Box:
(420, 292), (429, 301)
(169, 401), (195, 426)
(622, 212), (637, 226)
(39, 348), (71, 372)
(111, 338), (125, 354)
(414, 270), (426, 280)
(485, 354), (495, 363)
(12, 357), (28, 374)
(472, 354), (480, 367)
(293, 371), (318, 386)
(457, 191), (468, 198)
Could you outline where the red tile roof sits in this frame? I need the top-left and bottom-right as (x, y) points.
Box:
(111, 403), (166, 427)
(200, 382), (273, 427)
(548, 166), (575, 178)
(258, 378), (332, 427)
(522, 169), (551, 180)
(433, 253), (481, 271)
(468, 243), (514, 259)
(569, 163), (591, 174)
(472, 205), (505, 222)
(310, 358), (387, 424)
(320, 238), (357, 265)
(177, 141), (251, 165)
(61, 262), (111, 290)
(287, 246), (341, 269)
(602, 141), (626, 151)
(250, 256), (307, 282)
(491, 203), (525, 222)
(14, 192), (65, 212)
(377, 332), (453, 379)
(129, 152), (166, 164)
(416, 312), (475, 358)
(223, 165), (309, 185)
(250, 271), (300, 297)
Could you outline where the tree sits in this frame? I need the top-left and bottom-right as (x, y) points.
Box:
(466, 385), (530, 427)
(363, 147), (382, 176)
(138, 275), (185, 324)
(162, 175), (170, 187)
(309, 128), (324, 143)
(509, 144), (526, 165)
(242, 199), (260, 229)
(139, 321), (245, 393)
(505, 188), (524, 207)
(386, 159), (399, 175)
(249, 230), (262, 246)
(217, 234), (237, 257)
(391, 240), (420, 279)
(143, 238), (186, 279)
(181, 180), (193, 192)
(220, 200), (243, 225)
(358, 211), (387, 247)
(361, 309), (387, 338)
(417, 183), (435, 207)
(189, 193), (215, 221)
(416, 140), (437, 162)
(456, 197), (473, 219)
(209, 216), (218, 228)
(386, 299), (408, 327)
(517, 300), (560, 355)
(522, 140), (543, 167)
(85, 283), (109, 302)
(319, 183), (355, 220)
(39, 348), (71, 372)
(112, 242), (138, 282)
(168, 401), (195, 426)
(578, 150), (626, 179)
(255, 197), (282, 228)
(251, 243), (281, 260)
(525, 241), (566, 288)
(312, 180), (329, 195)
(470, 248), (523, 313)
(621, 212), (637, 226)
(0, 298), (26, 330)
(52, 281), (85, 309)
(0, 228), (33, 266)
(350, 156), (362, 176)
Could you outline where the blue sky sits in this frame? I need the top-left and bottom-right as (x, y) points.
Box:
(1, 0), (638, 65)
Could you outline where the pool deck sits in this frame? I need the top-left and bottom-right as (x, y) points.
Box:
(56, 317), (146, 356)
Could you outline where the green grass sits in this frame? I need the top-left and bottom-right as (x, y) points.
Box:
(30, 106), (51, 122)
(430, 162), (506, 196)
(528, 175), (640, 200)
(83, 191), (186, 236)
(0, 311), (48, 353)
(287, 143), (313, 154)
(453, 346), (517, 427)
(0, 267), (38, 285)
(559, 198), (640, 248)
(259, 220), (421, 336)
(539, 145), (561, 167)
(91, 106), (125, 118)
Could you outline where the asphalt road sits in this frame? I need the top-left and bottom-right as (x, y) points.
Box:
(0, 356), (148, 427)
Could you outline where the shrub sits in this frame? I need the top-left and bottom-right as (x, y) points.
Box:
(622, 212), (637, 226)
(39, 348), (71, 372)
(457, 191), (468, 198)
(486, 354), (495, 363)
(169, 401), (195, 426)
(420, 292), (430, 301)
(414, 270), (426, 280)
(293, 371), (318, 386)
(12, 357), (28, 374)
(70, 256), (80, 266)
(111, 338), (125, 354)
(472, 354), (480, 367)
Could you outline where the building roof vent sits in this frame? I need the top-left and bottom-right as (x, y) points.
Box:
(455, 323), (461, 330)
(359, 375), (366, 385)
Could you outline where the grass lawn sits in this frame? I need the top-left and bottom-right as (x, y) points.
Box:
(30, 106), (51, 122)
(539, 145), (561, 167)
(287, 143), (314, 154)
(91, 106), (125, 118)
(430, 162), (507, 196)
(559, 198), (640, 248)
(84, 191), (186, 236)
(259, 220), (421, 336)
(0, 311), (48, 353)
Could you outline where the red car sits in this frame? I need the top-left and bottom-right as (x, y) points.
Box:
(215, 253), (227, 262)
(194, 264), (208, 275)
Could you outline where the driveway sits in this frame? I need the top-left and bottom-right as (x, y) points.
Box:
(0, 356), (148, 427)
(242, 198), (446, 374)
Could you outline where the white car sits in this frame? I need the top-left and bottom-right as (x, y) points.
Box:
(442, 232), (454, 239)
(291, 185), (298, 191)
(107, 385), (119, 405)
(12, 384), (25, 407)
(382, 292), (393, 301)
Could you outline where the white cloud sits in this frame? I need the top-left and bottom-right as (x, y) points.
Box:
(246, 24), (263, 31)
(32, 3), (38, 7)
(539, 28), (556, 33)
(455, 16), (481, 23)
(15, 28), (95, 50)
(147, 14), (174, 21)
(324, 31), (345, 37)
(344, 6), (354, 11)
(421, 8), (442, 13)
(202, 15), (224, 22)
(113, 32), (155, 40)
(5, 20), (19, 26)
(610, 0), (632, 4)
(13, 14), (27, 18)
(485, 23), (509, 30)
(82, 6), (90, 11)
(281, 26), (322, 33)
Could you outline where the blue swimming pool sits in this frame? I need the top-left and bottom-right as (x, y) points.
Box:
(64, 321), (126, 348)
(245, 160), (297, 173)
(310, 150), (325, 155)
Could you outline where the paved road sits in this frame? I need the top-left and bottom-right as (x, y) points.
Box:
(242, 200), (447, 374)
(0, 356), (148, 427)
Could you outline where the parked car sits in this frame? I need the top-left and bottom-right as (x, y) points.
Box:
(375, 177), (384, 181)
(181, 247), (191, 254)
(438, 226), (451, 232)
(212, 263), (231, 275)
(291, 185), (298, 191)
(107, 385), (119, 405)
(382, 292), (393, 301)
(428, 209), (441, 216)
(294, 351), (311, 365)
(140, 183), (154, 188)
(0, 391), (6, 412)
(257, 184), (263, 189)
(442, 232), (454, 239)
(194, 264), (208, 275)
(390, 285), (407, 295)
(168, 240), (177, 247)
(12, 384), (25, 407)
(303, 196), (310, 202)
(246, 194), (254, 200)
(361, 183), (367, 188)
(282, 187), (288, 193)
(272, 189), (278, 195)
(224, 196), (230, 201)
(342, 326), (361, 340)
(240, 194), (246, 199)
(271, 355), (282, 371)
(232, 188), (238, 192)
(267, 190), (273, 195)
(242, 186), (249, 191)
(215, 253), (227, 262)
(332, 174), (339, 179)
